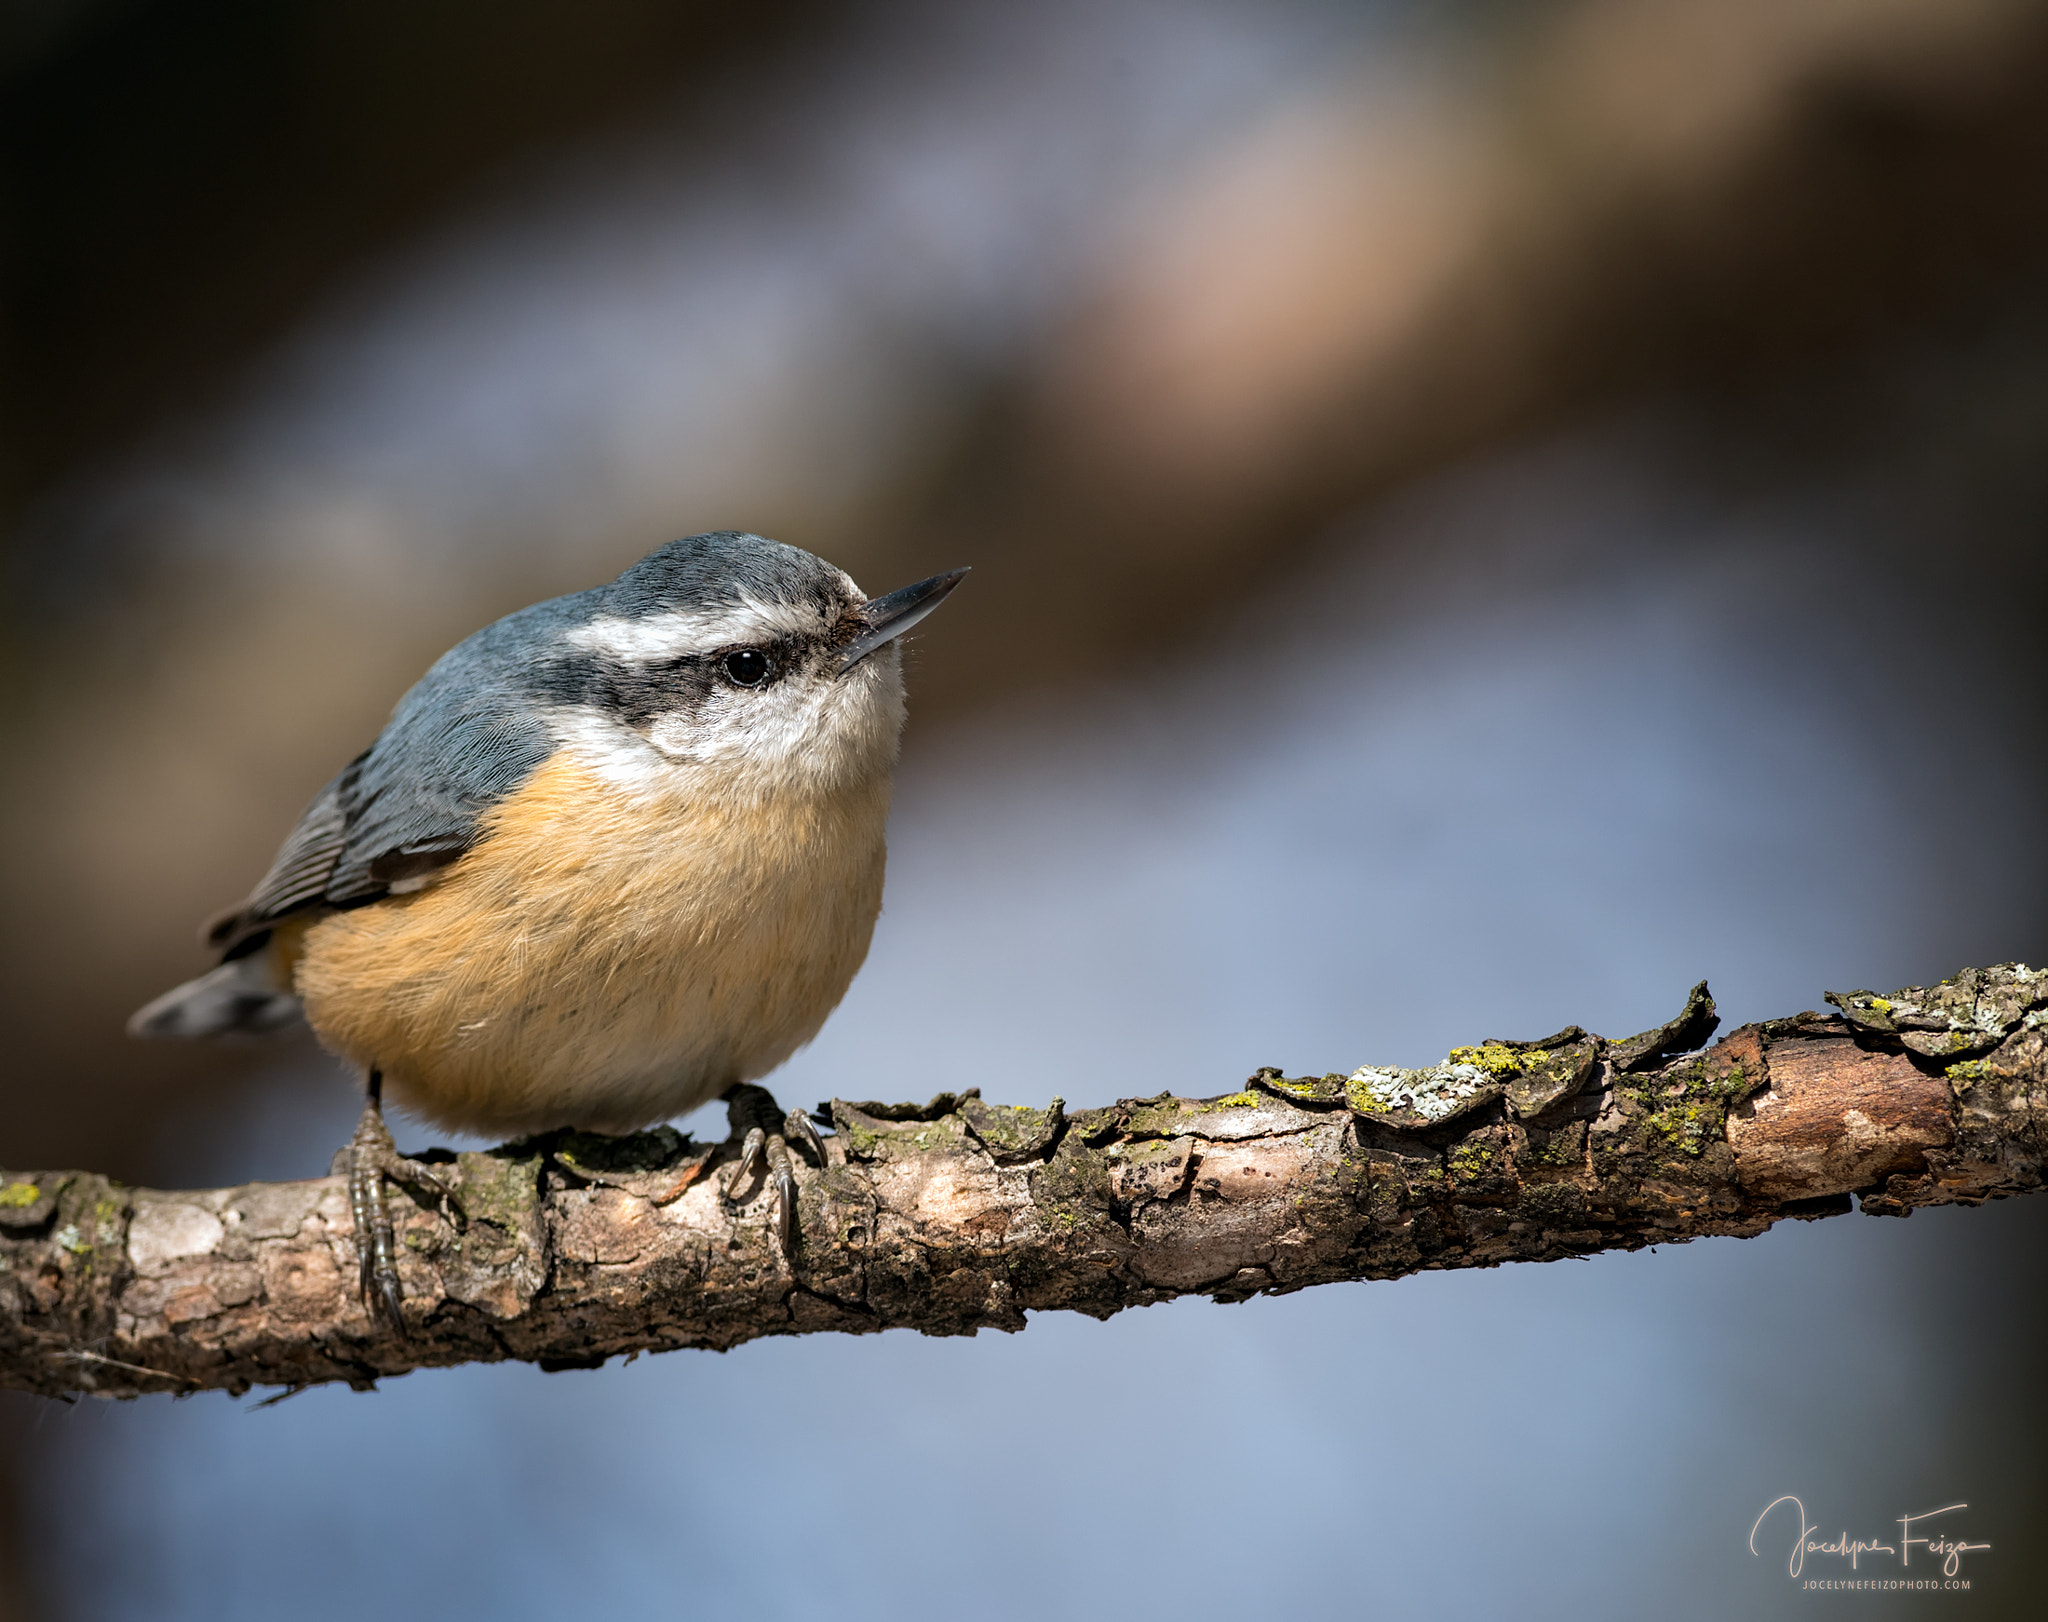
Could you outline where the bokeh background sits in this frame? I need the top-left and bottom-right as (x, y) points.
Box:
(5, 1), (2048, 1616)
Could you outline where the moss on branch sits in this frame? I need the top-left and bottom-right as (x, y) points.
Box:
(3, 965), (2044, 1400)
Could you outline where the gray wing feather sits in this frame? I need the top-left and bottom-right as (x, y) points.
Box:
(207, 598), (579, 952)
(324, 709), (554, 902)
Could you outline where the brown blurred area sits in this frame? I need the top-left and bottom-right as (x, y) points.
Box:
(9, 0), (2048, 1177)
(0, 0), (830, 516)
(6, 3), (2048, 1609)
(3, 0), (2047, 1148)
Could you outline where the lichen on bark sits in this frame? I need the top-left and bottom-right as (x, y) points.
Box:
(2, 964), (2043, 1400)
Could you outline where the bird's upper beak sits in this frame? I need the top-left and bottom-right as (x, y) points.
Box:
(839, 567), (971, 671)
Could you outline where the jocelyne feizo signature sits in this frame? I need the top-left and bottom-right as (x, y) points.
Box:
(1750, 1496), (1991, 1584)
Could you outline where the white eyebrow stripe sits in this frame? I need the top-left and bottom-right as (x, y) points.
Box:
(564, 595), (828, 663)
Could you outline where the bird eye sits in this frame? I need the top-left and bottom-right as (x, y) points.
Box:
(722, 648), (771, 687)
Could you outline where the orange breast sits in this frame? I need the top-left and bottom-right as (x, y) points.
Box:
(293, 752), (891, 1136)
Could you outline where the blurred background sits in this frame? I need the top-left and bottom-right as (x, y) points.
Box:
(5, 0), (2048, 1615)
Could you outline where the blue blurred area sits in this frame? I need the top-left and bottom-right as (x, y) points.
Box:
(28, 418), (2042, 1620)
(12, 3), (2048, 1615)
(34, 1202), (2038, 1621)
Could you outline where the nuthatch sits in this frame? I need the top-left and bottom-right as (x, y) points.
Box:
(131, 531), (967, 1332)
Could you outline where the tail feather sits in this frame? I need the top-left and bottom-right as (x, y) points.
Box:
(128, 957), (304, 1039)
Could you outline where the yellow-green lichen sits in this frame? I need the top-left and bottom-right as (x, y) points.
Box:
(0, 1182), (39, 1208)
(1199, 1092), (1260, 1112)
(1263, 1077), (1323, 1100)
(1447, 1142), (1495, 1181)
(1642, 1103), (1719, 1156)
(1447, 1043), (1528, 1079)
(1620, 1052), (1758, 1160)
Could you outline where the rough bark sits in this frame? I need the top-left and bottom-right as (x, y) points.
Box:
(4, 964), (2044, 1401)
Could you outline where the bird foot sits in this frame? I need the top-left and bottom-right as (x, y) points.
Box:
(718, 1083), (827, 1255)
(341, 1086), (461, 1336)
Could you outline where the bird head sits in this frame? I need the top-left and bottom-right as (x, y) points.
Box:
(538, 531), (969, 801)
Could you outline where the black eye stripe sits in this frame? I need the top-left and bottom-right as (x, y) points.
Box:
(532, 636), (807, 727)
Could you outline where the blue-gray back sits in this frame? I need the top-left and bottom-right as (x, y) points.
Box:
(208, 531), (840, 952)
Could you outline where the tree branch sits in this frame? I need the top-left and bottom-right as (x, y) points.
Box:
(5, 965), (2044, 1400)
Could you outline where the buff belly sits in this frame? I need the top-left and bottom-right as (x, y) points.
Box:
(291, 754), (890, 1136)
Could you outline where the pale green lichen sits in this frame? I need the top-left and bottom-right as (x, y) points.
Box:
(53, 1224), (87, 1255)
(1348, 1060), (1492, 1121)
(451, 1156), (536, 1233)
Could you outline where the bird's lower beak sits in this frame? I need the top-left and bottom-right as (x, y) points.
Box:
(839, 567), (971, 671)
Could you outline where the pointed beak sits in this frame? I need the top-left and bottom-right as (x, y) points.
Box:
(839, 567), (971, 671)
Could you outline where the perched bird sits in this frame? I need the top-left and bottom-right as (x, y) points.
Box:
(131, 531), (967, 1331)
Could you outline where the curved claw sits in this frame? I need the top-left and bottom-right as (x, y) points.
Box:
(717, 1096), (823, 1258)
(765, 1132), (798, 1255)
(393, 1160), (462, 1223)
(774, 1166), (798, 1253)
(375, 1272), (406, 1337)
(724, 1127), (768, 1200)
(785, 1108), (829, 1169)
